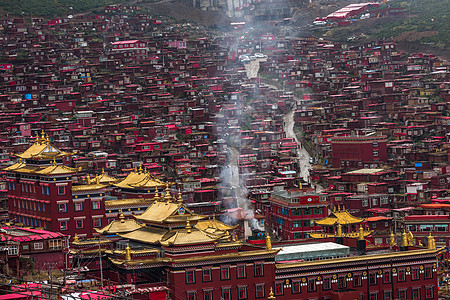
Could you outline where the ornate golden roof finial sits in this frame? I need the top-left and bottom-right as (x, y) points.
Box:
(333, 205), (336, 212)
(138, 164), (143, 174)
(428, 233), (436, 250)
(186, 219), (191, 234)
(338, 204), (341, 212)
(73, 233), (79, 243)
(178, 188), (183, 203)
(45, 134), (50, 144)
(212, 213), (215, 220)
(86, 174), (91, 185)
(119, 209), (125, 223)
(41, 130), (45, 141)
(52, 158), (56, 166)
(337, 223), (342, 237)
(125, 244), (131, 261)
(18, 158), (22, 163)
(144, 166), (148, 173)
(102, 168), (105, 174)
(268, 287), (276, 300)
(164, 184), (171, 201)
(407, 231), (414, 246)
(342, 204), (345, 211)
(134, 166), (138, 172)
(390, 231), (396, 247)
(95, 175), (100, 185)
(401, 230), (408, 247)
(154, 187), (160, 201)
(266, 234), (272, 251)
(358, 225), (364, 241)
(35, 135), (39, 144)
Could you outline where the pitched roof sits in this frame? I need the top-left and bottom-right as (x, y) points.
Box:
(315, 208), (365, 226)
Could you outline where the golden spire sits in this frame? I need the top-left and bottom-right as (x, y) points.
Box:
(102, 168), (105, 174)
(401, 231), (408, 247)
(390, 231), (396, 247)
(35, 135), (39, 144)
(119, 209), (125, 223)
(95, 175), (100, 185)
(266, 234), (272, 250)
(177, 188), (183, 203)
(268, 287), (276, 300)
(337, 223), (342, 237)
(342, 204), (345, 211)
(52, 158), (56, 166)
(125, 244), (131, 261)
(41, 130), (45, 142)
(134, 166), (138, 172)
(87, 174), (91, 185)
(154, 187), (160, 201)
(164, 184), (171, 201)
(73, 233), (79, 243)
(45, 134), (50, 144)
(358, 225), (365, 241)
(138, 164), (143, 174)
(428, 233), (436, 250)
(186, 220), (191, 234)
(212, 213), (215, 220)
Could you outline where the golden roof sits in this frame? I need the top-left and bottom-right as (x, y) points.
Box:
(135, 200), (206, 224)
(315, 208), (364, 226)
(105, 198), (154, 208)
(95, 211), (143, 235)
(72, 183), (107, 192)
(4, 159), (77, 175)
(15, 133), (74, 160)
(35, 163), (78, 175)
(97, 169), (118, 184)
(118, 226), (169, 244)
(160, 227), (219, 246)
(115, 167), (167, 190)
(195, 218), (237, 237)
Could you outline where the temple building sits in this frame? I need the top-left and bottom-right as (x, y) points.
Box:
(71, 189), (442, 300)
(72, 189), (280, 300)
(4, 133), (110, 238)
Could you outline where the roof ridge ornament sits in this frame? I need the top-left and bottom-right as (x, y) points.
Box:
(154, 187), (160, 201)
(178, 188), (183, 203)
(186, 219), (191, 233)
(119, 209), (125, 223)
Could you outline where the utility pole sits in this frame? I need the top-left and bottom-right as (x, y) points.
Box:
(98, 239), (104, 290)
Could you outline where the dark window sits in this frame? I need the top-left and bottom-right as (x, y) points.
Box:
(323, 277), (331, 290)
(398, 269), (406, 282)
(398, 289), (407, 299)
(424, 267), (433, 279)
(412, 287), (421, 300)
(274, 282), (283, 295)
(59, 220), (68, 231)
(57, 186), (66, 195)
(186, 291), (196, 300)
(203, 289), (212, 300)
(58, 203), (67, 213)
(237, 265), (246, 278)
(411, 268), (419, 281)
(237, 286), (247, 300)
(254, 263), (264, 277)
(425, 286), (434, 299)
(370, 292), (378, 300)
(92, 201), (101, 210)
(338, 276), (346, 289)
(186, 270), (195, 284)
(221, 266), (230, 280)
(75, 219), (84, 229)
(202, 268), (211, 282)
(221, 287), (231, 300)
(255, 284), (265, 298)
(369, 273), (377, 285)
(292, 281), (301, 294)
(384, 290), (392, 300)
(383, 271), (391, 284)
(307, 279), (316, 292)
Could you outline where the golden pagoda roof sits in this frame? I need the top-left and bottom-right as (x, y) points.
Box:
(135, 200), (206, 224)
(114, 167), (167, 190)
(118, 226), (169, 244)
(160, 227), (219, 246)
(3, 160), (27, 171)
(35, 163), (78, 175)
(72, 183), (107, 192)
(95, 211), (143, 235)
(315, 208), (365, 226)
(97, 170), (118, 184)
(195, 218), (237, 237)
(105, 198), (154, 208)
(15, 133), (74, 160)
